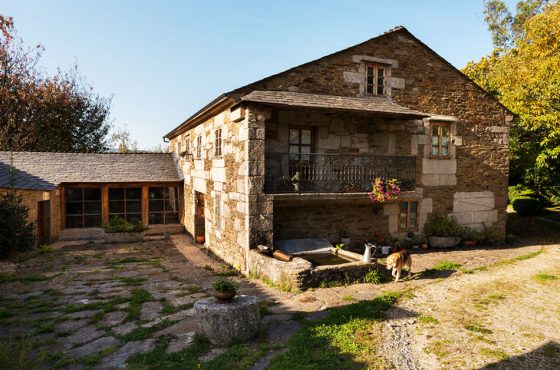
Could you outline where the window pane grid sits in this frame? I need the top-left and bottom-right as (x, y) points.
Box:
(399, 201), (418, 230)
(148, 187), (179, 224)
(108, 187), (142, 222)
(65, 187), (102, 228)
(366, 65), (385, 96)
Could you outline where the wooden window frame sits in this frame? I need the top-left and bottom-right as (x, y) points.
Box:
(196, 135), (202, 158)
(148, 186), (180, 225)
(214, 128), (222, 158)
(64, 187), (102, 228)
(365, 64), (387, 96)
(288, 126), (315, 156)
(398, 200), (419, 231)
(108, 187), (142, 224)
(431, 122), (451, 158)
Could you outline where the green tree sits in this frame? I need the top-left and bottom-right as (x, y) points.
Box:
(0, 15), (112, 152)
(464, 1), (560, 192)
(0, 191), (35, 257)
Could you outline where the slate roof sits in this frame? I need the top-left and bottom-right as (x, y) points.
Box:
(239, 90), (428, 118)
(0, 152), (181, 191)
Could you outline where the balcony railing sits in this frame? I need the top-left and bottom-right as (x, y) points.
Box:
(264, 153), (416, 194)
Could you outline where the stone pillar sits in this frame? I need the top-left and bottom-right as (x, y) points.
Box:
(246, 105), (274, 251)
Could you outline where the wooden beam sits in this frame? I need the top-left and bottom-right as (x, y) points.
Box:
(142, 185), (149, 226)
(102, 186), (109, 224)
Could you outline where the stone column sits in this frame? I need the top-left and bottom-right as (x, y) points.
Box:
(246, 105), (274, 253)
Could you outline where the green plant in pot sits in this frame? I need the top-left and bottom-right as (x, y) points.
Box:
(461, 227), (485, 246)
(423, 215), (463, 248)
(212, 277), (239, 302)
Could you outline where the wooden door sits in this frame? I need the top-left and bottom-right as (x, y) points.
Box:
(37, 200), (51, 245)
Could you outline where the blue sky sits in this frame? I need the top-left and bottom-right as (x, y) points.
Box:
(3, 0), (516, 149)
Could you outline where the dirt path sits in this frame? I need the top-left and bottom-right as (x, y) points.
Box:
(380, 244), (560, 369)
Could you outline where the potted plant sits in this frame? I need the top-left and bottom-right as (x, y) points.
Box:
(423, 215), (463, 248)
(339, 228), (351, 246)
(368, 177), (401, 204)
(196, 233), (205, 244)
(462, 227), (484, 246)
(212, 277), (239, 302)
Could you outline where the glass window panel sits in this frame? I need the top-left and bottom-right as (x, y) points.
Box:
(367, 67), (374, 76)
(126, 214), (141, 223)
(126, 188), (141, 200)
(432, 146), (439, 156)
(83, 188), (101, 200)
(432, 135), (439, 145)
(441, 125), (449, 136)
(377, 85), (384, 95)
(66, 215), (83, 228)
(149, 187), (164, 199)
(165, 212), (179, 224)
(109, 188), (125, 200)
(400, 202), (408, 211)
(66, 202), (83, 215)
(378, 68), (384, 77)
(84, 215), (102, 228)
(149, 199), (164, 212)
(366, 85), (373, 94)
(409, 213), (417, 227)
(289, 145), (300, 154)
(400, 213), (408, 229)
(289, 129), (300, 144)
(65, 188), (83, 202)
(300, 146), (311, 154)
(84, 201), (101, 214)
(149, 213), (164, 225)
(441, 136), (449, 146)
(301, 130), (311, 145)
(367, 76), (374, 84)
(126, 200), (142, 213)
(109, 201), (124, 213)
(164, 200), (176, 212)
(441, 147), (449, 156)
(377, 77), (384, 85)
(410, 201), (417, 211)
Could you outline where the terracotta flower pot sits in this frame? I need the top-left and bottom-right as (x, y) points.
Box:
(196, 235), (205, 244)
(463, 240), (477, 246)
(213, 290), (235, 302)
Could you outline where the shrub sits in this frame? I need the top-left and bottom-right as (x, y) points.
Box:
(508, 184), (536, 204)
(363, 269), (384, 284)
(482, 225), (502, 245)
(423, 215), (463, 237)
(461, 227), (485, 242)
(102, 216), (146, 233)
(212, 277), (239, 293)
(0, 192), (35, 258)
(512, 196), (542, 216)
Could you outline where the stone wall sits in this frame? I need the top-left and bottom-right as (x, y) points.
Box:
(0, 187), (61, 245)
(231, 28), (510, 236)
(168, 109), (251, 271)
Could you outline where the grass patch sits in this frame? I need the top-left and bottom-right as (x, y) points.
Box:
(534, 273), (557, 282)
(427, 339), (453, 359)
(125, 288), (154, 322)
(432, 261), (462, 271)
(465, 323), (492, 334)
(267, 292), (400, 369)
(118, 319), (171, 342)
(215, 267), (238, 277)
(120, 277), (147, 286)
(363, 269), (385, 284)
(160, 303), (193, 316)
(37, 244), (53, 254)
(186, 285), (201, 294)
(463, 250), (544, 274)
(0, 272), (16, 283)
(0, 307), (15, 320)
(108, 257), (158, 267)
(474, 293), (506, 309)
(127, 334), (208, 369)
(342, 295), (357, 302)
(19, 273), (52, 284)
(0, 336), (46, 370)
(65, 296), (129, 313)
(417, 315), (439, 324)
(479, 347), (508, 360)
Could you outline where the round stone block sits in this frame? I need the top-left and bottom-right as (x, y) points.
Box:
(194, 295), (260, 346)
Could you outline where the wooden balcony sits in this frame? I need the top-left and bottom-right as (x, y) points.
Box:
(264, 153), (416, 194)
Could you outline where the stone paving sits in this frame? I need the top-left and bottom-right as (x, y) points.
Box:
(0, 233), (545, 369)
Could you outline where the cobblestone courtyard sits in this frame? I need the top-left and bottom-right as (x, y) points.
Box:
(0, 234), (550, 369)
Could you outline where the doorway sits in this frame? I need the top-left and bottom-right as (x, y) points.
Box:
(194, 191), (205, 244)
(37, 200), (51, 245)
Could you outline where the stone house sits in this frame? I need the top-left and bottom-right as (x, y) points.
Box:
(0, 152), (182, 245)
(164, 26), (512, 273)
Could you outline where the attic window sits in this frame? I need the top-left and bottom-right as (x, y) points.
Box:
(366, 65), (386, 96)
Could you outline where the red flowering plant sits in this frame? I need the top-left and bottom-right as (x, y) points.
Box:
(368, 177), (401, 203)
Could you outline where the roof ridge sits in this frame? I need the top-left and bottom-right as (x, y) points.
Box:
(0, 151), (171, 155)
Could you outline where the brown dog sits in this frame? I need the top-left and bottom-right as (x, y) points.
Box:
(386, 249), (412, 282)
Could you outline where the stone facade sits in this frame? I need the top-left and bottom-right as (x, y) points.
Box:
(167, 27), (511, 273)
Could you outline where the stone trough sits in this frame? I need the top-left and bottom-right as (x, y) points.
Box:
(248, 238), (376, 290)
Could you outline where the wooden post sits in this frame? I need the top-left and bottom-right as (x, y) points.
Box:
(60, 187), (66, 229)
(102, 186), (109, 224)
(142, 185), (149, 226)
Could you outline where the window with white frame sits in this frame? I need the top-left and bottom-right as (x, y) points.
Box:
(185, 135), (190, 156)
(215, 193), (222, 231)
(214, 128), (222, 158)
